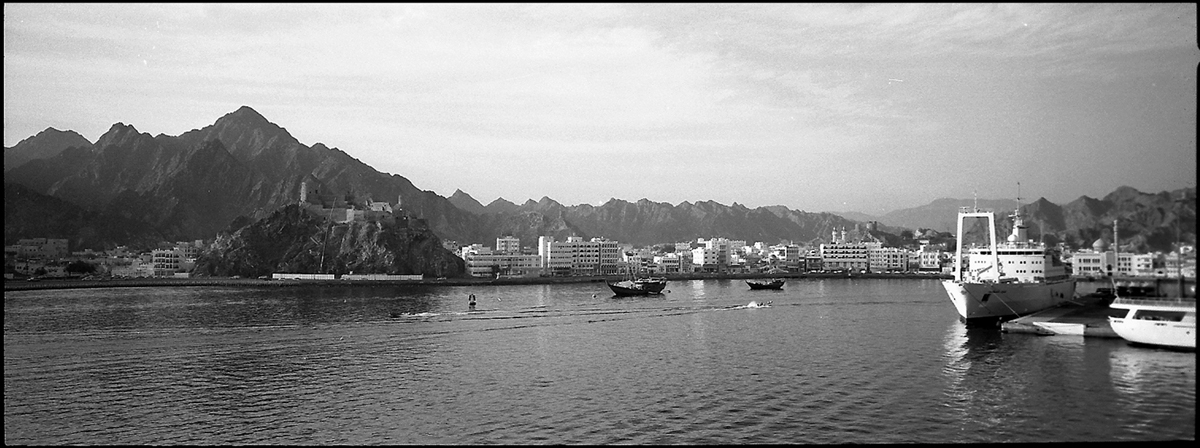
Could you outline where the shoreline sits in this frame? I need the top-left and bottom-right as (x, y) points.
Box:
(4, 271), (951, 292)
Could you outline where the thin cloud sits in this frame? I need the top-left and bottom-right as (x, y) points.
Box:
(3, 3), (1195, 213)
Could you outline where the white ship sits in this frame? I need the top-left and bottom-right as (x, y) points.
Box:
(1109, 296), (1196, 350)
(942, 204), (1076, 324)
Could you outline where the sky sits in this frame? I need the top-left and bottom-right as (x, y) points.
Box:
(4, 3), (1197, 215)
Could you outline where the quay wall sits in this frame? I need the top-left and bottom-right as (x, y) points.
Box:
(5, 271), (950, 292)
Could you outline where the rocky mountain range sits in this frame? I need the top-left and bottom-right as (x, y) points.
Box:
(4, 106), (1195, 254)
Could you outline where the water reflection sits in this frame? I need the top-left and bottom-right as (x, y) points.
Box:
(1107, 344), (1197, 440)
(7, 281), (1194, 444)
(1109, 344), (1196, 397)
(940, 320), (1022, 441)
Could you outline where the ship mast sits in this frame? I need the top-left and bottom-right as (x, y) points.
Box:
(1112, 219), (1119, 280)
(1176, 191), (1186, 298)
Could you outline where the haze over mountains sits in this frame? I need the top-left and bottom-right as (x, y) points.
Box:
(4, 106), (1194, 253)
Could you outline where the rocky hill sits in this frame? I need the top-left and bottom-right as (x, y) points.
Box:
(191, 204), (466, 278)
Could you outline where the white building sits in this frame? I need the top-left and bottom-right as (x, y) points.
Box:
(870, 247), (910, 272)
(821, 241), (880, 272)
(691, 238), (730, 273)
(653, 253), (683, 274)
(148, 241), (203, 277)
(537, 236), (622, 276)
(496, 235), (521, 255)
(461, 243), (542, 278)
(1070, 238), (1179, 278)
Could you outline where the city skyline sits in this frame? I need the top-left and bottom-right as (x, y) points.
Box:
(4, 4), (1197, 214)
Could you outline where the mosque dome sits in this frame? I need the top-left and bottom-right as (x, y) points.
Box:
(1092, 238), (1108, 251)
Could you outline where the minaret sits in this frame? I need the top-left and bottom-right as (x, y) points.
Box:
(300, 181), (307, 203)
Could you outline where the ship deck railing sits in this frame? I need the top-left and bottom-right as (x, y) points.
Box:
(1112, 297), (1196, 308)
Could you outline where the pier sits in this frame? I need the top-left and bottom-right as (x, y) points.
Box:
(1000, 292), (1122, 337)
(1001, 277), (1195, 338)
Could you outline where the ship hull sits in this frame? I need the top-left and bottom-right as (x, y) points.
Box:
(1108, 299), (1196, 350)
(941, 278), (1076, 324)
(746, 280), (784, 290)
(607, 279), (667, 296)
(1108, 317), (1196, 350)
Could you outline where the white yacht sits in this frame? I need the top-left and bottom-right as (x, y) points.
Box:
(942, 205), (1076, 324)
(1108, 295), (1196, 350)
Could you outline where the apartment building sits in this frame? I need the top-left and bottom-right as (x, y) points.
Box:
(869, 247), (910, 272)
(461, 243), (542, 278)
(537, 236), (622, 276)
(496, 235), (521, 255)
(821, 241), (880, 272)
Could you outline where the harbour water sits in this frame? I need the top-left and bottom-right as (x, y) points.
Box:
(4, 278), (1195, 444)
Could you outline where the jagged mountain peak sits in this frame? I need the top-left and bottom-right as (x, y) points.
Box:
(4, 127), (95, 173)
(10, 127), (89, 147)
(180, 106), (300, 162)
(94, 122), (152, 149)
(1102, 185), (1153, 204)
(484, 197), (519, 215)
(447, 189), (488, 215)
(220, 105), (269, 124)
(210, 106), (285, 134)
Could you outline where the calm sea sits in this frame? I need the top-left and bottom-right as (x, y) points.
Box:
(4, 278), (1195, 444)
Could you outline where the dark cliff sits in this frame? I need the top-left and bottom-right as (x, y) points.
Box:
(192, 204), (466, 279)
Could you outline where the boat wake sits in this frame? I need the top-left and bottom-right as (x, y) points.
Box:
(388, 300), (777, 326)
(731, 301), (772, 309)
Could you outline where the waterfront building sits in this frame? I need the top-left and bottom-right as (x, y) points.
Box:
(691, 238), (730, 273)
(1161, 250), (1197, 278)
(820, 240), (880, 272)
(537, 236), (622, 276)
(805, 250), (823, 271)
(148, 241), (202, 277)
(151, 248), (183, 277)
(538, 236), (574, 277)
(781, 244), (803, 268)
(624, 249), (655, 275)
(869, 247), (910, 272)
(915, 242), (945, 272)
(1069, 238), (1161, 278)
(654, 253), (683, 274)
(461, 243), (542, 278)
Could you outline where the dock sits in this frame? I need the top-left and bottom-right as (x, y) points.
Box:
(1001, 293), (1122, 338)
